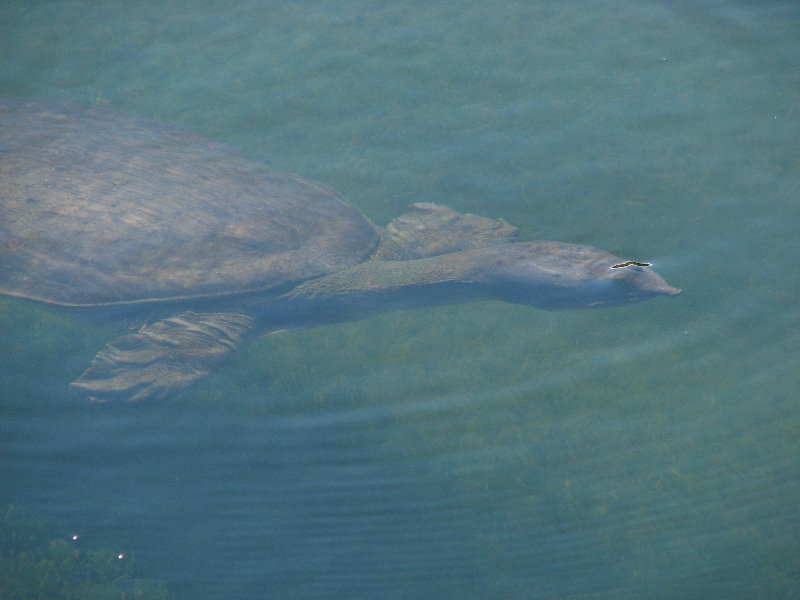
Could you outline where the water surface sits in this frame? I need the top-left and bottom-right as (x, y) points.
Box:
(1, 1), (798, 598)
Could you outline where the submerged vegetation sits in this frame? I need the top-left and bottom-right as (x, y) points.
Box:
(0, 505), (169, 600)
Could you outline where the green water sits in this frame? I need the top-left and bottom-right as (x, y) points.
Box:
(1, 1), (799, 598)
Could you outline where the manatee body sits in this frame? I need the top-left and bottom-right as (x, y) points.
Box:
(0, 98), (680, 402)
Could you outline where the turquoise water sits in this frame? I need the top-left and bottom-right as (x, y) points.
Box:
(1, 1), (798, 598)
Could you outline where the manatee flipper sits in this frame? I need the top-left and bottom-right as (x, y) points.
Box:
(71, 312), (256, 403)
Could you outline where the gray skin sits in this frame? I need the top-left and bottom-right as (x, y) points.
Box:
(0, 98), (680, 403)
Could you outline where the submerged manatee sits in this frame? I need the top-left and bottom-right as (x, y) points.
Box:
(0, 98), (680, 402)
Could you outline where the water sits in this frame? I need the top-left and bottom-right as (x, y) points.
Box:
(1, 1), (798, 598)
